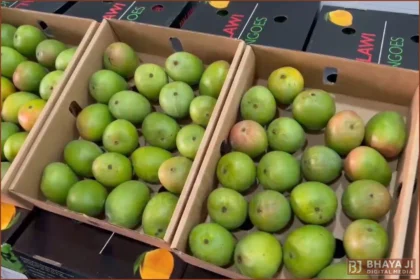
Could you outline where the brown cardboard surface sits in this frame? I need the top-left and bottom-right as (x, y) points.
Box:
(172, 45), (419, 279)
(9, 19), (245, 248)
(406, 161), (419, 279)
(1, 8), (98, 209)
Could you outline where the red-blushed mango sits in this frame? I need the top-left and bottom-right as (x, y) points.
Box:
(13, 61), (48, 92)
(1, 92), (39, 124)
(343, 219), (388, 259)
(229, 120), (268, 159)
(76, 103), (114, 142)
(344, 146), (392, 186)
(365, 111), (407, 158)
(158, 156), (192, 194)
(18, 99), (46, 131)
(103, 42), (139, 79)
(325, 110), (365, 156)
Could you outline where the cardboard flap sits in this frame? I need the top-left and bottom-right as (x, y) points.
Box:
(108, 19), (241, 63)
(252, 44), (419, 106)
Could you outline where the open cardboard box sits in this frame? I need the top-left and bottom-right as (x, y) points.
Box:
(8, 19), (245, 248)
(1, 8), (98, 209)
(172, 45), (419, 279)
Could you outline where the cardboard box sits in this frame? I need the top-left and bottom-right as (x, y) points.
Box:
(1, 8), (98, 209)
(172, 45), (419, 279)
(181, 2), (320, 50)
(405, 161), (419, 279)
(9, 19), (245, 248)
(1, 1), (73, 14)
(63, 1), (195, 27)
(11, 210), (114, 278)
(1, 206), (33, 276)
(99, 233), (186, 278)
(307, 5), (419, 70)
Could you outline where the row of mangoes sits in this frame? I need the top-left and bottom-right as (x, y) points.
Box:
(1, 22), (77, 178)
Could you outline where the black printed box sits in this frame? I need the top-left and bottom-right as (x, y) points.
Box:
(181, 2), (320, 50)
(1, 1), (72, 14)
(306, 5), (419, 70)
(63, 1), (195, 27)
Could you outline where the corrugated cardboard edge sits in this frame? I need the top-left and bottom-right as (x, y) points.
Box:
(1, 8), (99, 209)
(8, 19), (246, 248)
(164, 40), (246, 244)
(171, 45), (420, 279)
(385, 87), (419, 280)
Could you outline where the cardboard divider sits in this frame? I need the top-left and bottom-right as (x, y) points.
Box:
(9, 19), (245, 248)
(172, 44), (419, 279)
(1, 8), (98, 209)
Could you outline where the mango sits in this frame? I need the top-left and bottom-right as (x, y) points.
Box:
(13, 25), (46, 58)
(290, 182), (337, 225)
(55, 47), (77, 71)
(301, 145), (342, 184)
(216, 151), (256, 192)
(1, 76), (16, 102)
(105, 180), (150, 229)
(189, 95), (217, 127)
(1, 122), (20, 159)
(365, 111), (407, 158)
(249, 190), (292, 232)
(267, 66), (304, 105)
(132, 146), (172, 184)
(13, 61), (48, 92)
(1, 46), (27, 78)
(88, 69), (128, 104)
(284, 225), (335, 278)
(292, 89), (336, 131)
(102, 119), (139, 156)
(165, 52), (204, 85)
(159, 81), (195, 119)
(344, 146), (392, 186)
(229, 120), (268, 159)
(189, 222), (236, 267)
(317, 262), (368, 279)
(207, 187), (247, 230)
(267, 117), (306, 154)
(66, 179), (108, 217)
(1, 24), (17, 48)
(142, 112), (180, 151)
(176, 124), (205, 160)
(234, 231), (282, 278)
(4, 131), (28, 162)
(103, 42), (139, 79)
(64, 139), (103, 177)
(257, 151), (301, 192)
(40, 162), (79, 205)
(142, 192), (178, 239)
(108, 90), (151, 125)
(342, 180), (391, 221)
(158, 156), (193, 194)
(344, 219), (388, 259)
(36, 39), (67, 69)
(2, 92), (39, 123)
(76, 103), (114, 142)
(92, 152), (132, 189)
(240, 86), (277, 126)
(325, 110), (365, 156)
(199, 60), (230, 98)
(134, 63), (168, 102)
(39, 70), (64, 101)
(18, 99), (47, 131)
